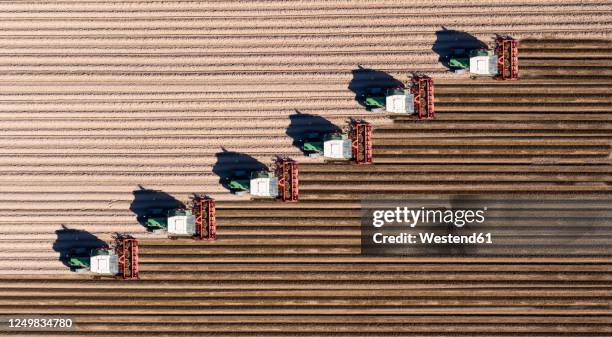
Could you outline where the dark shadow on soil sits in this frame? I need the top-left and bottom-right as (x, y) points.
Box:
(52, 225), (107, 269)
(129, 185), (185, 226)
(432, 27), (487, 70)
(347, 66), (404, 108)
(286, 110), (341, 154)
(212, 148), (267, 191)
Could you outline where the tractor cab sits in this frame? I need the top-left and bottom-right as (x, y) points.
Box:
(360, 76), (434, 119)
(66, 235), (139, 280)
(323, 132), (352, 160)
(384, 88), (414, 114)
(167, 209), (196, 236)
(249, 170), (279, 198)
(229, 158), (299, 202)
(145, 196), (216, 240)
(90, 248), (119, 276)
(469, 49), (497, 76)
(449, 36), (518, 80)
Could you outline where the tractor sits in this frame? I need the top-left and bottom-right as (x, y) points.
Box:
(359, 75), (434, 119)
(226, 157), (298, 202)
(300, 119), (372, 164)
(144, 196), (216, 240)
(301, 131), (343, 159)
(448, 36), (518, 80)
(65, 234), (139, 280)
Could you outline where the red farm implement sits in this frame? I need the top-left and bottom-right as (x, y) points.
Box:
(495, 37), (519, 80)
(349, 120), (372, 164)
(410, 75), (434, 119)
(275, 157), (299, 202)
(192, 196), (216, 240)
(114, 235), (139, 280)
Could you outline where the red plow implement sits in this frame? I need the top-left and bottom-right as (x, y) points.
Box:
(495, 37), (519, 80)
(115, 235), (139, 280)
(350, 120), (372, 165)
(411, 75), (434, 119)
(193, 196), (216, 240)
(275, 158), (299, 202)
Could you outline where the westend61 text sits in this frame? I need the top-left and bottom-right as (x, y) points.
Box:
(373, 232), (493, 245)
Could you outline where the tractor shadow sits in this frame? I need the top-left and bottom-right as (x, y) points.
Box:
(432, 27), (487, 70)
(286, 110), (341, 155)
(52, 225), (107, 269)
(348, 66), (404, 108)
(212, 148), (267, 191)
(129, 185), (185, 226)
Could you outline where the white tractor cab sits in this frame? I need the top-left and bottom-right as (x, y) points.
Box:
(167, 209), (196, 237)
(469, 50), (498, 76)
(384, 88), (415, 114)
(250, 171), (279, 198)
(323, 133), (352, 160)
(89, 248), (119, 275)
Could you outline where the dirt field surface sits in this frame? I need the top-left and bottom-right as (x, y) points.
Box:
(0, 0), (611, 336)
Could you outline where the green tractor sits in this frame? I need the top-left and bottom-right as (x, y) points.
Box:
(226, 170), (278, 197)
(360, 87), (413, 114)
(145, 208), (192, 234)
(65, 235), (139, 280)
(448, 48), (494, 74)
(301, 132), (347, 159)
(67, 247), (112, 273)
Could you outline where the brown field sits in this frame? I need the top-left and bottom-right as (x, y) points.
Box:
(0, 0), (611, 336)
